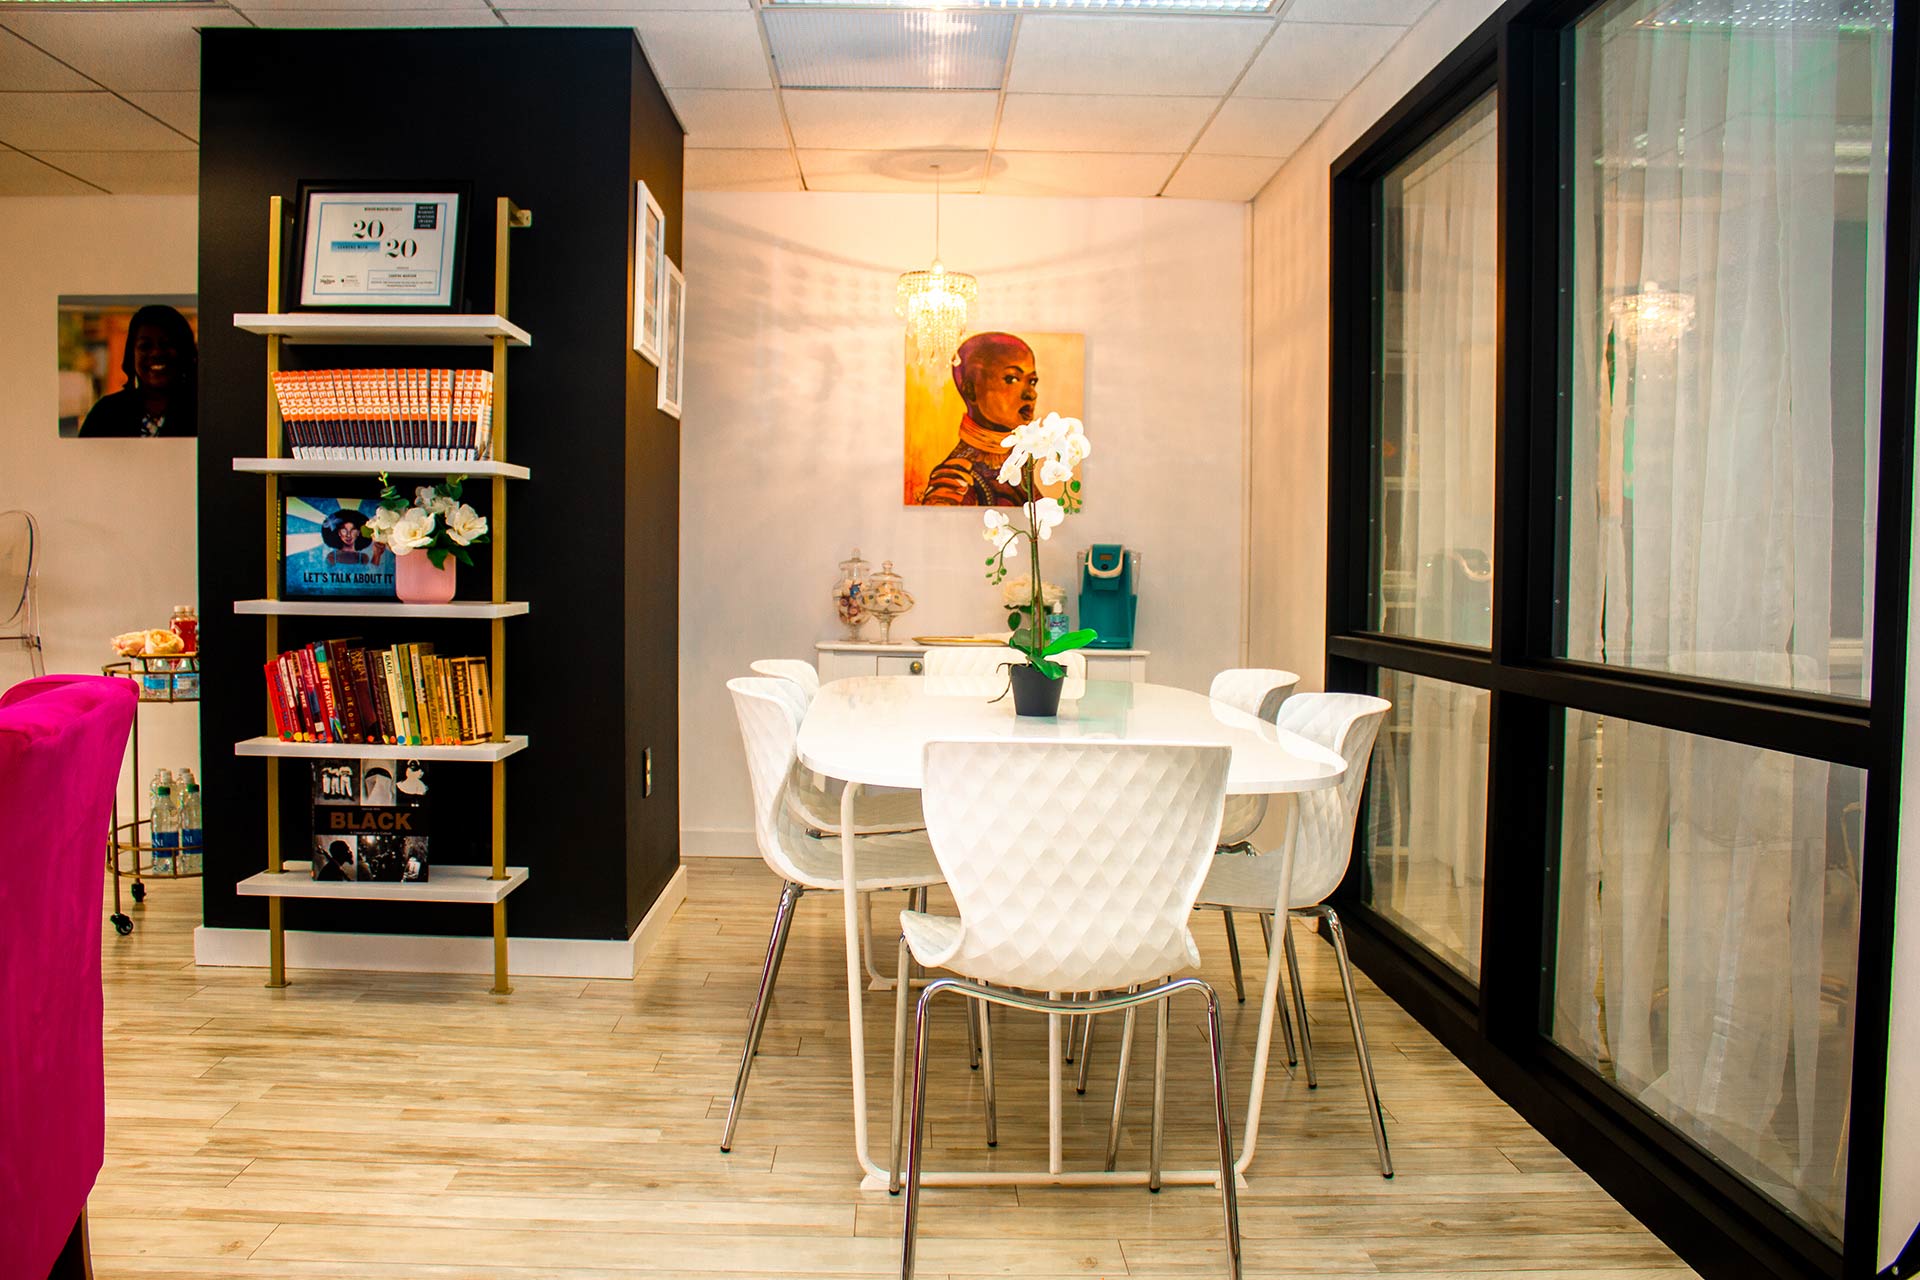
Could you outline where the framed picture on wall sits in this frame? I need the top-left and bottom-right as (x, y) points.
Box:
(57, 295), (199, 438)
(634, 180), (665, 364)
(658, 259), (685, 420)
(291, 181), (471, 312)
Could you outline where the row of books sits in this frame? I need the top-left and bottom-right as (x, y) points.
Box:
(271, 368), (495, 461)
(265, 639), (495, 746)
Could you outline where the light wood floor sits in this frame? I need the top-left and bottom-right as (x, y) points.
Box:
(90, 858), (1697, 1279)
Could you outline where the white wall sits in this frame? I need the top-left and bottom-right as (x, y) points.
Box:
(1246, 0), (1502, 687)
(0, 197), (201, 792)
(679, 191), (1249, 853)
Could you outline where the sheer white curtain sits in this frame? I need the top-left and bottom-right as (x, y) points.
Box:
(1555, 5), (1888, 1236)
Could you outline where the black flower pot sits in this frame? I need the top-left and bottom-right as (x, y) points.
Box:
(1008, 662), (1064, 717)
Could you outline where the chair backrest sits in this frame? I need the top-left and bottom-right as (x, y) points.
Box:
(1275, 693), (1392, 906)
(922, 645), (1086, 681)
(0, 676), (136, 1279)
(727, 677), (817, 884)
(1209, 668), (1299, 722)
(920, 739), (1230, 992)
(0, 510), (36, 630)
(749, 658), (820, 701)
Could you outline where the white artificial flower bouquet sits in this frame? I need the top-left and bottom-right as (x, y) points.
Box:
(981, 412), (1095, 681)
(369, 473), (491, 570)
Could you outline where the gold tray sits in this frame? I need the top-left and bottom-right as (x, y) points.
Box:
(911, 635), (1010, 646)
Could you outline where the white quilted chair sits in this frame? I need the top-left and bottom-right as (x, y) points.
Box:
(748, 657), (923, 838)
(720, 678), (946, 1153)
(921, 644), (1087, 680)
(895, 739), (1241, 1280)
(1206, 669), (1300, 1005)
(1195, 692), (1394, 1178)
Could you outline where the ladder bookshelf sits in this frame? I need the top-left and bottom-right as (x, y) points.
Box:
(233, 194), (532, 994)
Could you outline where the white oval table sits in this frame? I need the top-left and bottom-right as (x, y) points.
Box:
(797, 676), (1348, 1191)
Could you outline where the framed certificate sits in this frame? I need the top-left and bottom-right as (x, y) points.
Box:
(634, 180), (665, 365)
(292, 182), (471, 312)
(658, 259), (685, 420)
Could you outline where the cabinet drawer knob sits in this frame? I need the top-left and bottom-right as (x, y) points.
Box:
(910, 660), (924, 674)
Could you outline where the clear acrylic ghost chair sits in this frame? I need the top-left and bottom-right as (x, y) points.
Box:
(0, 512), (44, 678)
(895, 739), (1240, 1280)
(920, 644), (1086, 681)
(720, 678), (946, 1153)
(1206, 669), (1299, 1005)
(1195, 692), (1394, 1178)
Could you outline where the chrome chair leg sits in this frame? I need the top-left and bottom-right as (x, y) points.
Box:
(1076, 1000), (1097, 1095)
(1063, 996), (1078, 1064)
(1201, 986), (1243, 1280)
(1319, 906), (1393, 1178)
(1222, 911), (1247, 1002)
(979, 985), (997, 1148)
(721, 880), (802, 1152)
(1259, 912), (1299, 1069)
(1282, 919), (1316, 1088)
(965, 991), (981, 1070)
(1104, 985), (1139, 1170)
(1149, 990), (1169, 1192)
(900, 981), (943, 1280)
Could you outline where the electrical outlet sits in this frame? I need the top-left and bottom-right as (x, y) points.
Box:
(644, 747), (652, 797)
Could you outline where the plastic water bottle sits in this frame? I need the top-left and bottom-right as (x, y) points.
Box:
(178, 775), (202, 876)
(150, 782), (179, 876)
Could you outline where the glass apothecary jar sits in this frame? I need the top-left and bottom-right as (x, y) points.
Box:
(832, 548), (871, 640)
(867, 560), (915, 644)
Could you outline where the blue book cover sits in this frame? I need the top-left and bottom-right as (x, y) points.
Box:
(283, 495), (397, 600)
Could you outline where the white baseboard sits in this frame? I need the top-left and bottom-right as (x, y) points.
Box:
(680, 825), (759, 857)
(193, 864), (689, 981)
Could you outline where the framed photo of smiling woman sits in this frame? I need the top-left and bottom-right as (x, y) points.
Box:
(57, 295), (199, 438)
(903, 329), (1084, 506)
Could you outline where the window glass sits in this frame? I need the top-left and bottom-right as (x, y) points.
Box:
(1562, 0), (1893, 697)
(1374, 92), (1499, 646)
(1362, 669), (1489, 981)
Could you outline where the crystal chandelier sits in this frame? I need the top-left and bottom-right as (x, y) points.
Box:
(1608, 281), (1696, 352)
(897, 166), (978, 372)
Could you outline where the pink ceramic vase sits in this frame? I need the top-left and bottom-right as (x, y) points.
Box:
(394, 551), (457, 604)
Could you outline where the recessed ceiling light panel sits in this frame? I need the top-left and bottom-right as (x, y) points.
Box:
(765, 0), (1277, 14)
(766, 10), (1015, 90)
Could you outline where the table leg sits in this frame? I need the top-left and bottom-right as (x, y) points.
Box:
(1234, 797), (1297, 1177)
(840, 782), (887, 1183)
(1048, 993), (1064, 1174)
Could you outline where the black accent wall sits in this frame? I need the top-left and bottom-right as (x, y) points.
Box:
(197, 29), (683, 944)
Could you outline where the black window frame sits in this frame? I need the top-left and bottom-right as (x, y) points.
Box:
(1324, 3), (1920, 1278)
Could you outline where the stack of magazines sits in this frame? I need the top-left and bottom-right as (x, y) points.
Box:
(271, 368), (494, 461)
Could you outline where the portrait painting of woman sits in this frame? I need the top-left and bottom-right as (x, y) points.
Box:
(903, 330), (1084, 507)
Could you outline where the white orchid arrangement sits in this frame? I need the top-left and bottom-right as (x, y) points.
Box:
(370, 473), (490, 570)
(981, 412), (1096, 679)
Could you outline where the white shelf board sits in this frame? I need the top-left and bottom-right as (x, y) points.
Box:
(234, 312), (530, 347)
(235, 734), (528, 762)
(232, 457), (530, 480)
(236, 862), (528, 904)
(233, 599), (529, 619)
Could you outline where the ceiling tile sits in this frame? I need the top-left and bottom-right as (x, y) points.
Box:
(0, 146), (99, 195)
(30, 149), (197, 194)
(231, 0), (490, 9)
(986, 150), (1177, 199)
(667, 88), (787, 148)
(1006, 16), (1269, 97)
(242, 10), (502, 27)
(0, 9), (252, 92)
(796, 148), (986, 193)
(632, 11), (770, 88)
(1161, 152), (1280, 201)
(1194, 96), (1325, 157)
(783, 89), (997, 151)
(123, 90), (199, 141)
(686, 147), (802, 192)
(1238, 21), (1402, 99)
(0, 27), (93, 90)
(0, 92), (193, 151)
(995, 93), (1212, 155)
(1281, 0), (1432, 22)
(764, 10), (1011, 91)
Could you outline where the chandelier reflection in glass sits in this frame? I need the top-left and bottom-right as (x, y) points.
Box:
(1608, 280), (1696, 352)
(897, 165), (979, 372)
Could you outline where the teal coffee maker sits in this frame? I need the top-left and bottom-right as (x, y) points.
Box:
(1077, 545), (1138, 649)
